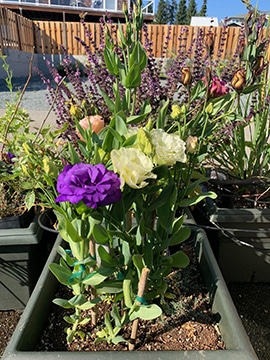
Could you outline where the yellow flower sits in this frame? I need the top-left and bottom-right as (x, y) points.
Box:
(111, 148), (157, 189)
(171, 104), (181, 119)
(69, 104), (82, 119)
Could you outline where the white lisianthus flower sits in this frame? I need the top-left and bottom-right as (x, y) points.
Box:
(111, 148), (157, 189)
(151, 129), (187, 166)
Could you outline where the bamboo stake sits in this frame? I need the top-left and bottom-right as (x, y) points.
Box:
(128, 267), (150, 351)
(89, 237), (97, 326)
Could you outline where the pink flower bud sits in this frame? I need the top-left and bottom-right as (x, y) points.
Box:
(77, 115), (105, 141)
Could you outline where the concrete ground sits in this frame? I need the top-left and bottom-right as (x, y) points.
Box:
(0, 109), (58, 129)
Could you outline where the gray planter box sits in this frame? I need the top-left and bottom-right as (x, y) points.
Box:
(209, 208), (270, 283)
(2, 229), (258, 359)
(0, 212), (55, 310)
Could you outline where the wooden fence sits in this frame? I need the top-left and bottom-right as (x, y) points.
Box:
(0, 7), (35, 53)
(0, 6), (247, 59)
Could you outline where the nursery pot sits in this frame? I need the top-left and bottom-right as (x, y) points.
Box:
(208, 208), (270, 283)
(2, 229), (258, 359)
(0, 210), (57, 310)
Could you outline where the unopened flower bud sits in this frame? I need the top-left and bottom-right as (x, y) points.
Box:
(122, 1), (128, 15)
(267, 45), (270, 63)
(205, 102), (213, 114)
(205, 33), (214, 54)
(231, 69), (246, 92)
(186, 136), (198, 154)
(180, 66), (192, 86)
(252, 56), (265, 77)
(76, 115), (105, 141)
(137, 128), (153, 156)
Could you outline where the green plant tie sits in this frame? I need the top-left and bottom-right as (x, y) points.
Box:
(136, 295), (147, 305)
(117, 271), (125, 280)
(68, 264), (86, 285)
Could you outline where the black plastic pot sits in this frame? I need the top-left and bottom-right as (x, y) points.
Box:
(0, 210), (57, 310)
(2, 228), (258, 359)
(0, 208), (35, 229)
(208, 208), (270, 283)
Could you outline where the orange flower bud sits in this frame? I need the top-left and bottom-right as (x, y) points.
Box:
(205, 33), (214, 54)
(76, 115), (105, 141)
(267, 45), (270, 63)
(238, 38), (246, 58)
(231, 69), (246, 92)
(252, 56), (265, 77)
(180, 66), (192, 86)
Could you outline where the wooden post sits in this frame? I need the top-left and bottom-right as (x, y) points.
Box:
(129, 267), (150, 351)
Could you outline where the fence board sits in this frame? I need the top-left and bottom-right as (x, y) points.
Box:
(3, 6), (270, 62)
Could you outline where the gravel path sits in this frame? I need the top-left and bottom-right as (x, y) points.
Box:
(0, 76), (50, 111)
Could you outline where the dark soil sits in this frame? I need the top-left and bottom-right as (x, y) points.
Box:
(228, 283), (270, 360)
(0, 242), (226, 356)
(35, 242), (225, 352)
(0, 310), (22, 358)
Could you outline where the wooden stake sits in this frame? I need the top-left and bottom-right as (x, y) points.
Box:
(128, 267), (150, 351)
(89, 237), (97, 326)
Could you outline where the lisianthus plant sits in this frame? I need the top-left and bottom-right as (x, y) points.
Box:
(20, 0), (258, 350)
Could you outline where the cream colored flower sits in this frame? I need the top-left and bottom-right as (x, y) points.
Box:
(111, 148), (157, 189)
(151, 129), (186, 166)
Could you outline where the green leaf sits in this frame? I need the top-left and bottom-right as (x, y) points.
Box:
(53, 297), (73, 309)
(93, 224), (109, 244)
(171, 250), (190, 268)
(95, 280), (123, 293)
(179, 191), (217, 207)
(98, 245), (118, 267)
(157, 99), (170, 129)
(103, 47), (120, 76)
(49, 263), (72, 285)
(147, 181), (176, 212)
(130, 304), (162, 321)
(82, 271), (108, 286)
(169, 226), (191, 246)
(24, 191), (35, 210)
(129, 41), (148, 72)
(127, 104), (152, 124)
(241, 83), (262, 94)
(78, 297), (101, 310)
(99, 88), (115, 113)
(125, 63), (142, 89)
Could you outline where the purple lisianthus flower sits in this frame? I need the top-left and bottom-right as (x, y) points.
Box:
(6, 152), (16, 163)
(55, 163), (122, 209)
